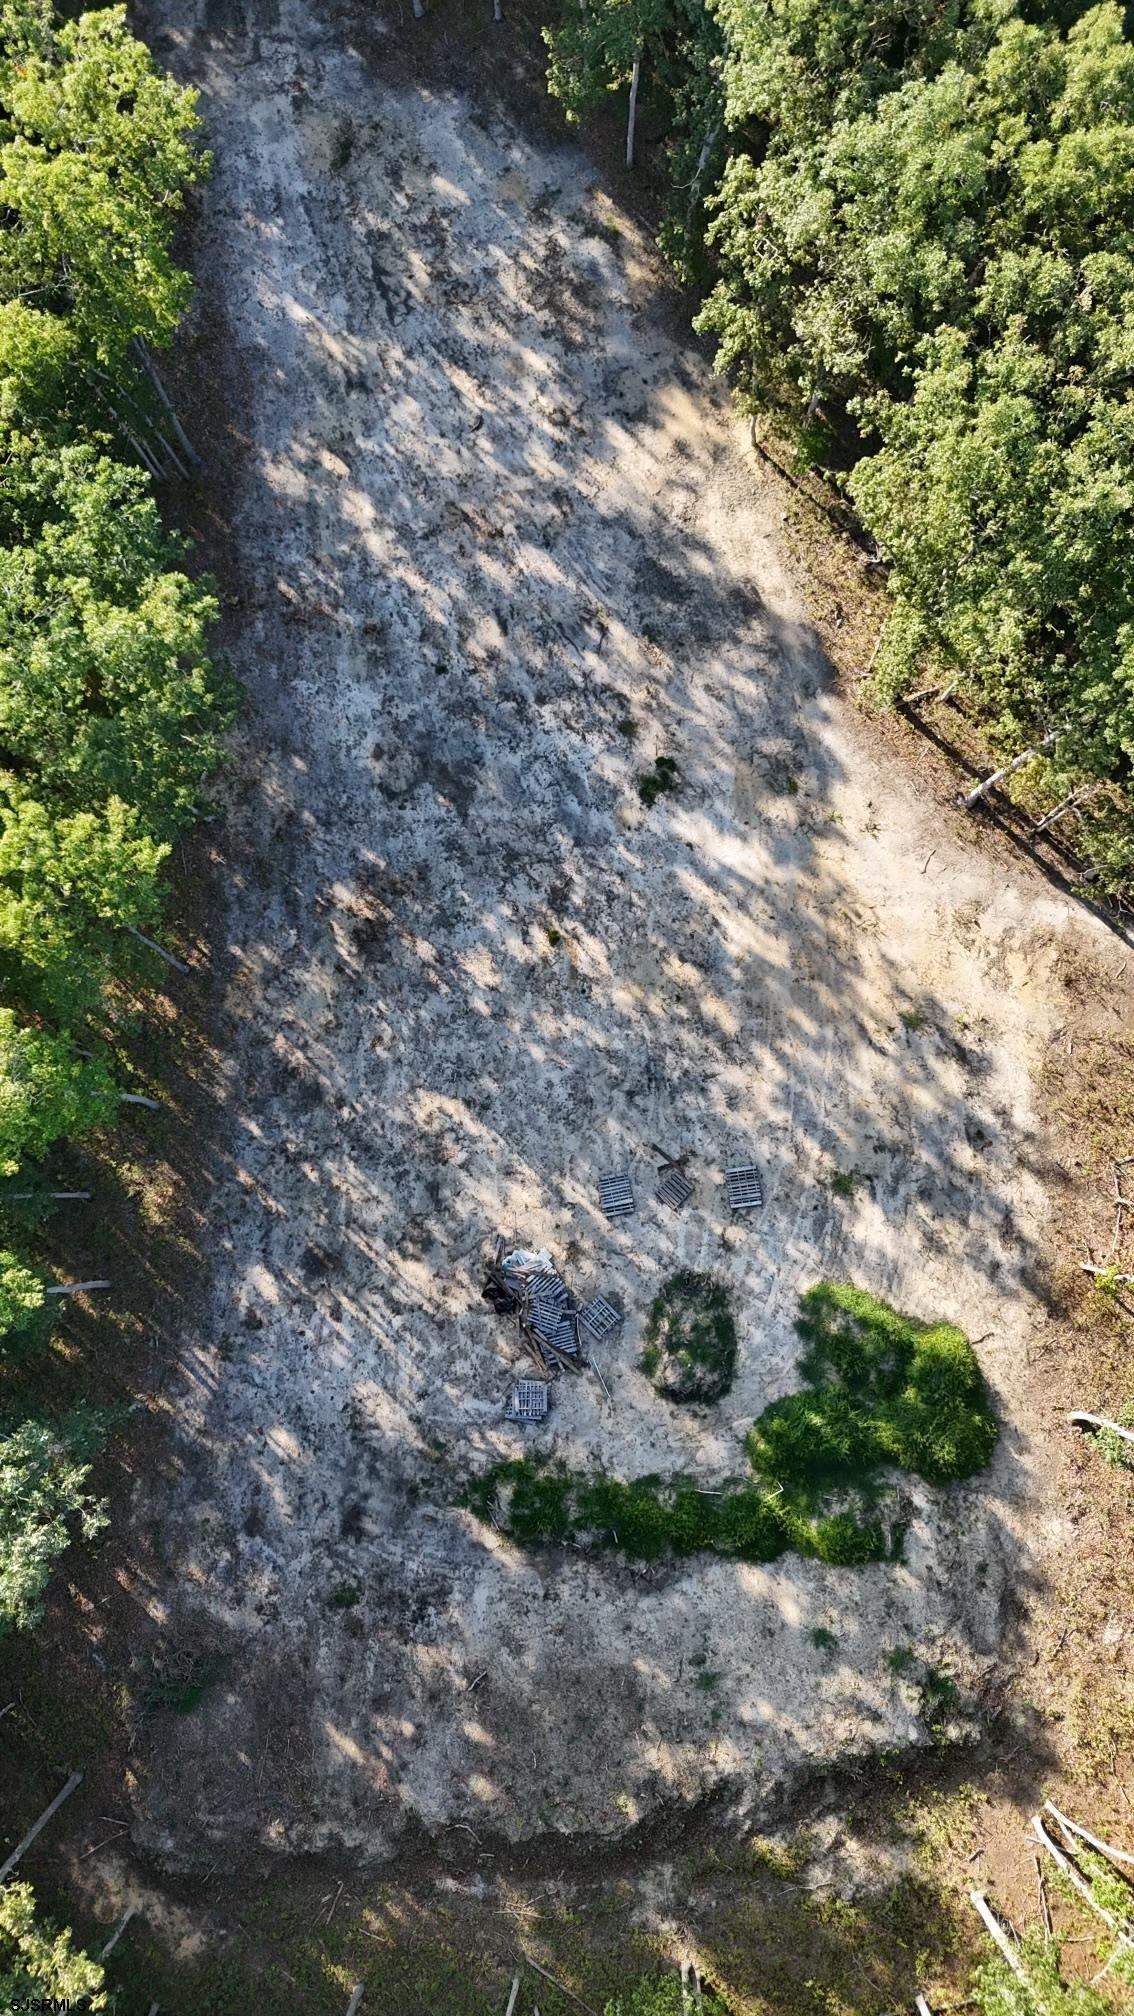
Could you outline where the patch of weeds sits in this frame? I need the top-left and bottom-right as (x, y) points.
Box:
(899, 1006), (929, 1033)
(641, 1270), (737, 1403)
(694, 1668), (720, 1693)
(1097, 1399), (1134, 1468)
(330, 1582), (361, 1609)
(828, 1168), (858, 1198)
(751, 1836), (807, 1881)
(617, 716), (639, 740)
(467, 1282), (997, 1569)
(888, 1646), (917, 1676)
(636, 754), (679, 808)
(145, 1659), (215, 1715)
(330, 118), (354, 170)
(810, 1626), (839, 1652)
(920, 1664), (960, 1725)
(544, 923), (563, 948)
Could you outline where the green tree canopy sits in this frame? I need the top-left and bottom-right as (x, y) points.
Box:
(546, 0), (1134, 879)
(0, 1882), (106, 2008)
(0, 447), (225, 836)
(0, 0), (207, 380)
(0, 1411), (106, 1632)
(0, 1009), (117, 1177)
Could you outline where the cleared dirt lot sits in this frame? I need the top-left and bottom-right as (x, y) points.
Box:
(129, 0), (1117, 1870)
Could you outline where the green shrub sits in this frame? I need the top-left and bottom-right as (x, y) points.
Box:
(641, 1270), (737, 1403)
(637, 755), (679, 808)
(1096, 1401), (1134, 1469)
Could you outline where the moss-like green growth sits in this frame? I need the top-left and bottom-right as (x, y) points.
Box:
(752, 1281), (1000, 1491)
(467, 1284), (997, 1569)
(637, 754), (679, 807)
(641, 1270), (737, 1403)
(604, 1980), (731, 2016)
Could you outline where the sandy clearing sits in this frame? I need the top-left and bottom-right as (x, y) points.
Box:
(130, 0), (1112, 1867)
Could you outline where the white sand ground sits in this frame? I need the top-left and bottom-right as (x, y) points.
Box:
(130, 0), (1112, 1867)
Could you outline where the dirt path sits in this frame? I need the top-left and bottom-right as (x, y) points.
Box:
(130, 0), (1114, 1869)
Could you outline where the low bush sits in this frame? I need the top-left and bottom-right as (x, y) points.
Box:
(641, 1270), (737, 1402)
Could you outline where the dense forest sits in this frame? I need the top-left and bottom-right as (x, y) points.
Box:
(546, 0), (1134, 889)
(0, 0), (226, 1632)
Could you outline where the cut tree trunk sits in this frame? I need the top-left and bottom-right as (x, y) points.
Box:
(1044, 1801), (1134, 1868)
(131, 340), (203, 473)
(0, 1772), (83, 1881)
(120, 1093), (162, 1110)
(902, 678), (959, 708)
(126, 925), (190, 974)
(626, 51), (641, 169)
(1033, 784), (1099, 835)
(6, 1177), (89, 1193)
(1069, 1409), (1134, 1446)
(1078, 1266), (1134, 1285)
(969, 1893), (1028, 1982)
(959, 735), (1055, 810)
(99, 1906), (138, 1961)
(1031, 1815), (1134, 1948)
(45, 1280), (111, 1297)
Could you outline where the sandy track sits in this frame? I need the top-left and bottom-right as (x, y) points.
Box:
(131, 0), (1109, 1866)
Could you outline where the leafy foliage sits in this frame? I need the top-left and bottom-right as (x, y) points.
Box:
(0, 5), (224, 1636)
(1095, 1399), (1134, 1468)
(974, 1932), (1129, 2015)
(546, 0), (1134, 882)
(0, 1248), (50, 1353)
(0, 1010), (117, 1176)
(469, 1283), (996, 1564)
(0, 0), (207, 393)
(0, 1413), (107, 1633)
(641, 1268), (737, 1401)
(0, 1882), (106, 2008)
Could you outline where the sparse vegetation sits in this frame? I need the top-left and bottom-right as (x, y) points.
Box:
(637, 754), (679, 807)
(1096, 1400), (1134, 1468)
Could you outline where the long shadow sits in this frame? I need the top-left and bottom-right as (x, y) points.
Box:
(95, 0), (1067, 1883)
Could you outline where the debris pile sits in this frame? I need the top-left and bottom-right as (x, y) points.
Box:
(481, 1239), (624, 1407)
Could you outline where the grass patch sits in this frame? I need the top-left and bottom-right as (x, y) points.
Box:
(329, 1582), (361, 1609)
(828, 1168), (858, 1198)
(605, 1982), (730, 2016)
(636, 755), (679, 807)
(144, 1659), (215, 1715)
(809, 1627), (839, 1652)
(641, 1270), (737, 1403)
(467, 1282), (998, 1568)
